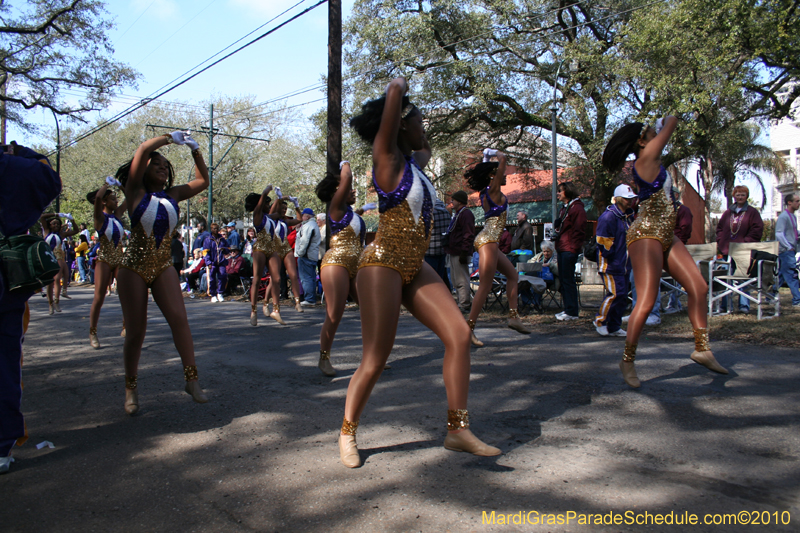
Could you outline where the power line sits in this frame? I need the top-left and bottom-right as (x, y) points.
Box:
(114, 0), (158, 45)
(47, 0), (328, 155)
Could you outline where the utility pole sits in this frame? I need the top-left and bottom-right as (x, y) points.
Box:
(207, 103), (214, 224)
(326, 0), (342, 176)
(52, 109), (61, 213)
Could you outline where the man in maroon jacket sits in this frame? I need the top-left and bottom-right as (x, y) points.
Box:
(554, 182), (586, 320)
(715, 185), (763, 313)
(445, 191), (476, 312)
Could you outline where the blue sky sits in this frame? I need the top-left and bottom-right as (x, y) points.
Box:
(14, 0), (354, 144)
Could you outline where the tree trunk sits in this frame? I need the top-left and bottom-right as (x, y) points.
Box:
(698, 155), (715, 243)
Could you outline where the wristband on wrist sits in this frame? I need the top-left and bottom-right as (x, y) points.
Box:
(163, 133), (174, 145)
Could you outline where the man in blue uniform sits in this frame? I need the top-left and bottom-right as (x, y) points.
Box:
(0, 143), (62, 474)
(594, 184), (636, 337)
(203, 223), (229, 303)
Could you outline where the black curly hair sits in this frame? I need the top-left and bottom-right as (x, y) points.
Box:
(601, 122), (646, 174)
(464, 162), (500, 191)
(115, 151), (174, 190)
(244, 193), (263, 212)
(349, 94), (417, 144)
(315, 172), (340, 203)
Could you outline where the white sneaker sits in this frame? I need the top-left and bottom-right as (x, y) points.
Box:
(645, 315), (661, 326)
(300, 301), (314, 307)
(0, 455), (13, 474)
(555, 311), (567, 319)
(622, 315), (630, 323)
(217, 295), (224, 302)
(210, 295), (217, 303)
(557, 313), (579, 321)
(608, 328), (627, 337)
(596, 325), (609, 336)
(663, 306), (680, 315)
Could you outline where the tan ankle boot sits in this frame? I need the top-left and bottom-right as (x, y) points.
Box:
(125, 376), (139, 415)
(467, 319), (484, 347)
(319, 350), (336, 377)
(89, 327), (100, 349)
(507, 309), (531, 334)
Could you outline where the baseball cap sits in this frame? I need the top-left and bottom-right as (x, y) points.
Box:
(613, 184), (637, 199)
(302, 207), (314, 216)
(226, 222), (236, 227)
(451, 190), (469, 204)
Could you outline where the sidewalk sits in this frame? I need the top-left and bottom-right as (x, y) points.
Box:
(2, 288), (798, 532)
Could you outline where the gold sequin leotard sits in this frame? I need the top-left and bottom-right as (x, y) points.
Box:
(45, 233), (65, 261)
(473, 187), (508, 251)
(120, 191), (179, 286)
(96, 212), (125, 269)
(358, 155), (437, 285)
(321, 207), (365, 279)
(626, 165), (677, 252)
(252, 214), (276, 257)
(274, 220), (292, 259)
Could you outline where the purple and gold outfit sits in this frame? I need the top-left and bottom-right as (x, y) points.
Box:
(274, 220), (292, 259)
(45, 232), (65, 261)
(121, 191), (179, 286)
(626, 164), (677, 252)
(321, 207), (365, 279)
(253, 214), (276, 257)
(96, 212), (125, 268)
(473, 187), (508, 251)
(358, 155), (436, 285)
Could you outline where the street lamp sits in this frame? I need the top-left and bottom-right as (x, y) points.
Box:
(550, 59), (567, 226)
(51, 109), (61, 213)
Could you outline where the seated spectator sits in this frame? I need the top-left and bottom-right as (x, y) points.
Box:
(181, 249), (205, 294)
(529, 240), (559, 308)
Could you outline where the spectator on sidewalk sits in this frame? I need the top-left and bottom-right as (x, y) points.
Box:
(511, 211), (534, 252)
(444, 190), (475, 312)
(775, 193), (800, 308)
(203, 223), (229, 302)
(295, 207), (321, 306)
(225, 222), (241, 252)
(424, 197), (452, 290)
(554, 182), (586, 321)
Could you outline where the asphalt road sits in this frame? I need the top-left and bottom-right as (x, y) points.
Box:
(2, 287), (798, 532)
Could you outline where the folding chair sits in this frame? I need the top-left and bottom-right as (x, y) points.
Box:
(469, 271), (509, 311)
(701, 241), (780, 320)
(577, 255), (602, 309)
(517, 262), (545, 314)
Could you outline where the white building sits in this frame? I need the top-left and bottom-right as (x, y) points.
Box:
(770, 84), (800, 219)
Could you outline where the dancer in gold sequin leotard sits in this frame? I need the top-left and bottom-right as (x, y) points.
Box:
(115, 132), (211, 415)
(338, 77), (500, 469)
(602, 116), (727, 388)
(40, 213), (80, 314)
(465, 149), (531, 346)
(86, 183), (127, 349)
(244, 186), (287, 326)
(315, 161), (364, 377)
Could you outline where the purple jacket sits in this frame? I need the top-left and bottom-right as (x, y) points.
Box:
(716, 205), (763, 255)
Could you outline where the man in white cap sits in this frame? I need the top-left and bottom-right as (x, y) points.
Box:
(594, 184), (637, 336)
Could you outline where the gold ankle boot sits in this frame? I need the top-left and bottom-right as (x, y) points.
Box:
(690, 328), (728, 374)
(507, 309), (531, 334)
(89, 326), (100, 349)
(295, 297), (303, 313)
(125, 375), (139, 415)
(620, 341), (640, 388)
(443, 409), (501, 456)
(467, 319), (484, 347)
(53, 299), (61, 313)
(318, 350), (336, 377)
(183, 366), (208, 403)
(250, 304), (258, 326)
(270, 302), (286, 325)
(339, 418), (360, 468)
(48, 299), (55, 315)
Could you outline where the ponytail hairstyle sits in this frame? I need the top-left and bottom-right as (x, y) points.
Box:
(315, 172), (339, 203)
(115, 152), (175, 190)
(86, 187), (112, 205)
(464, 162), (499, 191)
(601, 122), (646, 174)
(349, 94), (416, 144)
(244, 193), (262, 212)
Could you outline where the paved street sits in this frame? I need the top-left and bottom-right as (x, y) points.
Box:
(2, 287), (798, 532)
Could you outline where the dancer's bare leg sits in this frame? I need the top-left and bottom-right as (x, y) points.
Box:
(467, 244), (498, 325)
(495, 252), (530, 333)
(250, 251), (265, 324)
(117, 268), (149, 379)
(343, 266), (402, 425)
(320, 265), (351, 352)
(284, 253), (302, 301)
(664, 238), (726, 373)
(90, 261), (112, 330)
(267, 254), (285, 323)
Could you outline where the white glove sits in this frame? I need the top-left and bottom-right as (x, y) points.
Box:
(482, 148), (498, 162)
(58, 213), (73, 221)
(289, 196), (300, 209)
(274, 187), (283, 199)
(339, 161), (350, 170)
(183, 132), (200, 151)
(169, 131), (189, 145)
(106, 176), (122, 188)
(57, 212), (68, 218)
(361, 203), (377, 212)
(654, 118), (665, 134)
